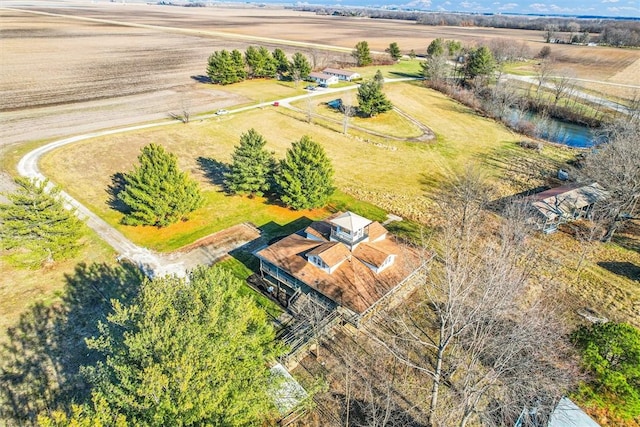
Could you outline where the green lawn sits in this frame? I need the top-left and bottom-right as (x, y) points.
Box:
(40, 80), (573, 250)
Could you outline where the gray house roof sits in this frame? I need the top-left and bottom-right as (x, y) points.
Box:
(530, 183), (607, 221)
(548, 397), (601, 427)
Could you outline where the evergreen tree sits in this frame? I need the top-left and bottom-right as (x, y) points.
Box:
(275, 136), (335, 210)
(445, 39), (462, 56)
(272, 48), (289, 76)
(385, 42), (402, 61)
(572, 322), (640, 419)
(427, 38), (445, 57)
(464, 46), (496, 82)
(224, 129), (275, 197)
(84, 266), (283, 426)
(117, 144), (203, 227)
(0, 177), (85, 268)
(245, 46), (277, 78)
(357, 79), (393, 117)
(289, 52), (312, 84)
(230, 49), (247, 81)
(374, 69), (385, 87)
(207, 50), (244, 85)
(38, 396), (127, 427)
(352, 41), (372, 67)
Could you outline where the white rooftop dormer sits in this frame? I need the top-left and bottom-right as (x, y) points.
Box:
(329, 211), (372, 250)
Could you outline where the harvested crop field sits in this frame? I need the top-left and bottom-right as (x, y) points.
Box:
(2, 1), (639, 146)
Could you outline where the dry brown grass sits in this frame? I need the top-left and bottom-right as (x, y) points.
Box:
(0, 234), (114, 344)
(40, 81), (575, 230)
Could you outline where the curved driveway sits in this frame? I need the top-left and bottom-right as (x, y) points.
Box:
(17, 79), (414, 277)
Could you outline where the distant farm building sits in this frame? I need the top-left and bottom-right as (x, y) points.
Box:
(255, 212), (426, 327)
(309, 71), (339, 86)
(323, 68), (361, 81)
(527, 183), (607, 233)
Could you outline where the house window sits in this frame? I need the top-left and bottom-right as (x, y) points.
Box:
(309, 255), (328, 270)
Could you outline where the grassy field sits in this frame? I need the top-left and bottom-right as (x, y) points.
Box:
(40, 81), (573, 240)
(36, 76), (640, 332)
(0, 231), (115, 343)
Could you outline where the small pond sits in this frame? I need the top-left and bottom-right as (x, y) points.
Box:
(509, 110), (600, 148)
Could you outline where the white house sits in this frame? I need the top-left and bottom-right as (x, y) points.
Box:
(309, 71), (339, 86)
(323, 68), (361, 81)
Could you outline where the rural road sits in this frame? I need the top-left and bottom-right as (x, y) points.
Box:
(15, 74), (623, 277)
(16, 123), (190, 278)
(16, 79), (412, 277)
(503, 74), (636, 116)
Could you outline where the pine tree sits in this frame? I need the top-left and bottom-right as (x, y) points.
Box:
(117, 144), (203, 227)
(272, 48), (289, 77)
(230, 49), (247, 81)
(0, 177), (85, 268)
(289, 52), (311, 84)
(84, 266), (283, 426)
(427, 38), (445, 57)
(374, 69), (385, 87)
(572, 322), (640, 419)
(224, 129), (275, 197)
(275, 136), (335, 210)
(245, 46), (277, 78)
(207, 50), (244, 85)
(464, 46), (496, 82)
(352, 41), (372, 67)
(357, 79), (393, 117)
(385, 42), (402, 61)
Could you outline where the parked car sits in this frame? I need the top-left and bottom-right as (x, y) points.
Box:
(304, 85), (316, 90)
(216, 109), (229, 115)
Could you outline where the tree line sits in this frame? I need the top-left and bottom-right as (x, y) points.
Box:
(207, 46), (311, 85)
(109, 132), (335, 229)
(420, 35), (632, 138)
(294, 6), (640, 47)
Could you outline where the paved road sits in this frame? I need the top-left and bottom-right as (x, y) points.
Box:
(16, 79), (414, 277)
(17, 74), (622, 278)
(503, 74), (636, 116)
(16, 123), (190, 277)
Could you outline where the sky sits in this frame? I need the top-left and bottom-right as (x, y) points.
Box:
(292, 0), (640, 17)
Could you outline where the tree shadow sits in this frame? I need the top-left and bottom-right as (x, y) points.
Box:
(612, 220), (640, 254)
(190, 75), (211, 84)
(388, 70), (422, 79)
(197, 156), (229, 189)
(597, 261), (640, 282)
(106, 172), (129, 213)
(334, 395), (428, 427)
(0, 262), (143, 424)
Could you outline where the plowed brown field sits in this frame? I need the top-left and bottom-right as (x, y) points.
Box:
(1, 1), (638, 146)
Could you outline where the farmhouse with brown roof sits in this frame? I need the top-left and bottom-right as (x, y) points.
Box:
(256, 212), (426, 326)
(528, 182), (607, 233)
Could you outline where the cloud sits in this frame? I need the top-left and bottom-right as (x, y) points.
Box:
(459, 0), (488, 9)
(602, 0), (619, 3)
(528, 3), (548, 11)
(498, 2), (519, 10)
(404, 0), (432, 7)
(609, 5), (640, 10)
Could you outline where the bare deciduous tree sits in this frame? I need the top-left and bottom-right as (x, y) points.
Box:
(550, 69), (576, 106)
(535, 59), (555, 102)
(365, 168), (577, 427)
(582, 119), (640, 241)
